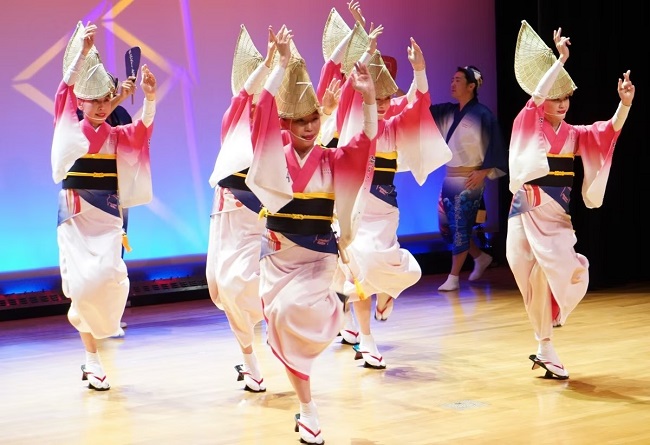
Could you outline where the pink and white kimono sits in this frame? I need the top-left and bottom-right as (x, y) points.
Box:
(205, 65), (270, 348)
(51, 52), (154, 339)
(245, 80), (376, 380)
(507, 93), (621, 341)
(331, 63), (451, 301)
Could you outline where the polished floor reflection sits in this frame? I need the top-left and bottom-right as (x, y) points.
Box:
(1, 266), (649, 445)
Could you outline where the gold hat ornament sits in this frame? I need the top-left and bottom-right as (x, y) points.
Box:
(276, 58), (320, 120)
(322, 7), (351, 62)
(231, 24), (264, 96)
(342, 22), (368, 75)
(368, 51), (399, 99)
(514, 20), (577, 99)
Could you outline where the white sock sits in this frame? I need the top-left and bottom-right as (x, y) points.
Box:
(360, 333), (375, 344)
(343, 309), (357, 330)
(243, 352), (261, 378)
(360, 333), (379, 354)
(537, 340), (560, 363)
(469, 253), (492, 281)
(300, 400), (317, 418)
(438, 274), (459, 291)
(85, 351), (101, 368)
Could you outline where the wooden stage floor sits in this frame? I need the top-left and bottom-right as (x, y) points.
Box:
(1, 265), (649, 444)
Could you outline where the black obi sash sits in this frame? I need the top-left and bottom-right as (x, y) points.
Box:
(217, 168), (250, 191)
(266, 197), (335, 235)
(372, 156), (397, 185)
(217, 168), (263, 212)
(62, 156), (117, 190)
(527, 156), (575, 187)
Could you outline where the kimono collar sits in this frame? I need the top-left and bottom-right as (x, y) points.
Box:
(542, 119), (570, 155)
(285, 145), (325, 193)
(446, 97), (479, 142)
(81, 118), (111, 154)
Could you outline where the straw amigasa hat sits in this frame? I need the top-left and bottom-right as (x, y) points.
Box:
(271, 38), (302, 68)
(63, 21), (91, 75)
(231, 24), (264, 96)
(514, 20), (577, 99)
(276, 58), (320, 120)
(322, 7), (351, 63)
(368, 51), (399, 99)
(62, 21), (115, 100)
(342, 22), (373, 76)
(75, 51), (115, 100)
(381, 55), (398, 81)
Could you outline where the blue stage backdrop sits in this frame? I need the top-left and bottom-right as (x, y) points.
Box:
(0, 0), (498, 291)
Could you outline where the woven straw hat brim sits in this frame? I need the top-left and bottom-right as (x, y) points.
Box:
(369, 51), (398, 99)
(514, 20), (577, 99)
(74, 52), (115, 100)
(63, 21), (99, 75)
(276, 58), (320, 120)
(288, 39), (302, 63)
(322, 8), (351, 63)
(231, 24), (264, 96)
(381, 55), (398, 80)
(342, 23), (368, 75)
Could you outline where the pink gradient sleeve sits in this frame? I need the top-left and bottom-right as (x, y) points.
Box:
(245, 89), (293, 213)
(391, 91), (451, 184)
(116, 121), (154, 208)
(316, 60), (344, 103)
(508, 98), (551, 194)
(51, 81), (90, 184)
(575, 120), (619, 208)
(331, 132), (375, 250)
(209, 89), (255, 187)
